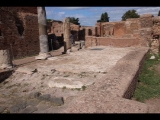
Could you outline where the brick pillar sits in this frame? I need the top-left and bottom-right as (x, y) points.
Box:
(85, 28), (88, 36)
(62, 17), (71, 54)
(35, 7), (51, 60)
(0, 50), (13, 69)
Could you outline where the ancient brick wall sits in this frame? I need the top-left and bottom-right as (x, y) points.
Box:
(99, 22), (125, 37)
(80, 26), (96, 36)
(140, 14), (153, 28)
(152, 16), (160, 35)
(85, 36), (148, 48)
(79, 27), (85, 40)
(101, 22), (115, 37)
(0, 7), (39, 59)
(70, 23), (80, 41)
(47, 21), (80, 42)
(95, 22), (101, 37)
(49, 20), (63, 36)
(114, 22), (126, 37)
(125, 18), (141, 34)
(123, 50), (148, 99)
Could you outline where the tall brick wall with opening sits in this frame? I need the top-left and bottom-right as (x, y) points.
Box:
(0, 7), (39, 59)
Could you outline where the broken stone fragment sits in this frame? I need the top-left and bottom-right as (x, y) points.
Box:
(150, 55), (155, 59)
(16, 66), (37, 74)
(0, 50), (13, 69)
(37, 94), (51, 101)
(28, 92), (42, 99)
(49, 97), (64, 106)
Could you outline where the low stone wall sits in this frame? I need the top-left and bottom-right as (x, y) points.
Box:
(123, 49), (149, 99)
(62, 47), (150, 113)
(0, 70), (13, 83)
(85, 36), (148, 48)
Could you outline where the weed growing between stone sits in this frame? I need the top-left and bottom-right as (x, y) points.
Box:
(133, 53), (160, 102)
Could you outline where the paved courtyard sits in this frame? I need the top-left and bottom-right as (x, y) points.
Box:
(0, 45), (149, 113)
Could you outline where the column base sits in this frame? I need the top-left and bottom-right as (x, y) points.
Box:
(0, 64), (13, 69)
(35, 53), (52, 60)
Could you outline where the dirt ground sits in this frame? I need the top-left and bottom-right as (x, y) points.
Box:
(143, 64), (160, 113)
(0, 45), (159, 113)
(144, 98), (160, 113)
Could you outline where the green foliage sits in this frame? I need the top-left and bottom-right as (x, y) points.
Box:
(133, 53), (160, 102)
(158, 10), (160, 16)
(97, 12), (109, 22)
(82, 85), (86, 91)
(47, 19), (53, 22)
(121, 9), (140, 21)
(68, 17), (80, 25)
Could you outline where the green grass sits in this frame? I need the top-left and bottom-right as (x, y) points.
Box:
(133, 53), (160, 102)
(82, 85), (86, 91)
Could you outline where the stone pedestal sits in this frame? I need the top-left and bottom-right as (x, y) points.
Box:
(35, 52), (51, 60)
(0, 50), (13, 69)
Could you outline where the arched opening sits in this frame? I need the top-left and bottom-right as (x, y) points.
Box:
(88, 29), (92, 36)
(14, 16), (24, 36)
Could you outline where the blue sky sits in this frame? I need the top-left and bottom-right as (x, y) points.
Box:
(45, 7), (160, 26)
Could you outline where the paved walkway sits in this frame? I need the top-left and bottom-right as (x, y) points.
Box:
(12, 46), (64, 67)
(0, 45), (151, 113)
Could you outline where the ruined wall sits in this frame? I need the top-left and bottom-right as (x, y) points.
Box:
(125, 18), (141, 35)
(85, 36), (148, 48)
(70, 23), (80, 41)
(114, 22), (126, 37)
(152, 16), (160, 35)
(50, 20), (63, 36)
(101, 22), (115, 37)
(78, 26), (96, 41)
(0, 7), (39, 59)
(47, 21), (80, 41)
(47, 21), (97, 41)
(123, 49), (148, 99)
(88, 14), (158, 49)
(95, 22), (101, 37)
(99, 22), (125, 37)
(140, 14), (153, 28)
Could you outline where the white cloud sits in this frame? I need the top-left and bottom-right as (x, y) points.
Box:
(46, 7), (160, 26)
(71, 14), (85, 18)
(59, 7), (90, 10)
(57, 11), (65, 16)
(136, 7), (160, 15)
(46, 10), (54, 15)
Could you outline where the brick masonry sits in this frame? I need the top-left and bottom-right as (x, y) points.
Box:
(123, 50), (148, 99)
(85, 36), (148, 48)
(0, 7), (39, 59)
(1, 7), (160, 59)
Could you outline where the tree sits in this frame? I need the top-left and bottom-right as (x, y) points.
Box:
(46, 19), (53, 22)
(97, 12), (109, 22)
(121, 9), (140, 21)
(158, 10), (160, 16)
(68, 17), (80, 25)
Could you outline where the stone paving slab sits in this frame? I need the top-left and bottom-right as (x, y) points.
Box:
(60, 47), (150, 113)
(0, 46), (151, 113)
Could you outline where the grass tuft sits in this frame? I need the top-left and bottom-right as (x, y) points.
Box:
(133, 53), (160, 102)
